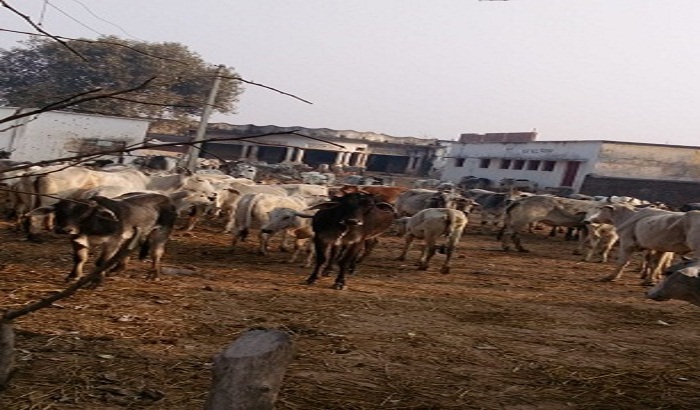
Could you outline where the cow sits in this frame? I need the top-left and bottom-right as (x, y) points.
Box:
(226, 162), (258, 180)
(457, 176), (493, 190)
(395, 208), (468, 274)
(639, 250), (676, 285)
(462, 189), (523, 233)
(499, 178), (538, 193)
(28, 193), (178, 284)
(131, 155), (180, 174)
(260, 207), (316, 266)
(333, 185), (407, 204)
(217, 183), (289, 233)
(584, 204), (700, 282)
(499, 195), (601, 252)
(580, 223), (619, 263)
(412, 179), (442, 189)
(679, 203), (700, 212)
(304, 192), (395, 290)
(395, 189), (464, 217)
(231, 192), (312, 254)
(646, 258), (700, 307)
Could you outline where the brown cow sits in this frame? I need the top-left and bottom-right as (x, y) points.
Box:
(305, 192), (395, 290)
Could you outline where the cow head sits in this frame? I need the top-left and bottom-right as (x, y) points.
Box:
(309, 192), (395, 226)
(43, 199), (119, 235)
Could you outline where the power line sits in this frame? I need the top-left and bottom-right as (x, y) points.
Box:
(45, 0), (106, 37)
(65, 0), (145, 41)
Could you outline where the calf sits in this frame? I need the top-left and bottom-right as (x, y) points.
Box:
(29, 193), (177, 284)
(646, 258), (700, 307)
(396, 208), (468, 274)
(305, 192), (395, 290)
(585, 205), (700, 282)
(581, 223), (618, 263)
(260, 207), (315, 266)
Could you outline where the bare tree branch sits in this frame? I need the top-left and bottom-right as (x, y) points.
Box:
(0, 77), (157, 125)
(0, 28), (193, 66)
(219, 75), (313, 105)
(0, 1), (87, 61)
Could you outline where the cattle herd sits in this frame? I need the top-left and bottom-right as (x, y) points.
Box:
(1, 158), (699, 308)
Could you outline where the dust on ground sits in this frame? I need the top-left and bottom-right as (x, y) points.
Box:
(1, 215), (699, 410)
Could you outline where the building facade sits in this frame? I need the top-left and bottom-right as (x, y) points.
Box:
(441, 139), (700, 205)
(193, 124), (437, 175)
(0, 108), (151, 163)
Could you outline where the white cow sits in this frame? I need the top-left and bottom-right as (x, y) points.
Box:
(231, 192), (313, 254)
(260, 207), (316, 265)
(395, 208), (468, 274)
(585, 204), (700, 282)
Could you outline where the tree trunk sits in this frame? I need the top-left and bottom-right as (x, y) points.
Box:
(0, 321), (15, 390)
(204, 329), (293, 410)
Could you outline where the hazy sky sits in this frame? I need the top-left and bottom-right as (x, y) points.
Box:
(2, 1), (700, 145)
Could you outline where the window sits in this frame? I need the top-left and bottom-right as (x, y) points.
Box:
(500, 159), (511, 169)
(512, 160), (525, 170)
(479, 158), (491, 168)
(527, 160), (541, 170)
(542, 160), (556, 171)
(454, 158), (465, 167)
(79, 139), (127, 155)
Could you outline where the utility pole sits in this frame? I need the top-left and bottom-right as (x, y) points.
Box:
(185, 64), (225, 172)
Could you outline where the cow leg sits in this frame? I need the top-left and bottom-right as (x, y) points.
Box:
(509, 232), (528, 253)
(145, 231), (168, 280)
(180, 205), (201, 231)
(602, 245), (635, 281)
(417, 235), (437, 271)
(279, 231), (291, 252)
(398, 234), (415, 261)
(305, 239), (329, 285)
(441, 227), (464, 274)
(67, 241), (89, 281)
(599, 237), (617, 263)
(333, 242), (363, 290)
(357, 237), (378, 264)
(288, 238), (302, 263)
(259, 231), (271, 255)
(440, 246), (455, 274)
(231, 228), (248, 247)
(323, 246), (340, 276)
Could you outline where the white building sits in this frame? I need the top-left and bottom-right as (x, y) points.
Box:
(442, 140), (700, 201)
(0, 108), (151, 163)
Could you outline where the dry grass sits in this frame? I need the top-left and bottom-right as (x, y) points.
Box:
(1, 217), (699, 410)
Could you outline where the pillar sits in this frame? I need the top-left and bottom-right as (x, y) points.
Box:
(248, 145), (259, 161)
(282, 147), (295, 163)
(293, 148), (305, 164)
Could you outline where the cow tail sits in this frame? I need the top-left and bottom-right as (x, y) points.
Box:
(33, 174), (45, 210)
(242, 193), (261, 240)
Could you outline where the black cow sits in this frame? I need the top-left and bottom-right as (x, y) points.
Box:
(305, 192), (395, 290)
(680, 203), (700, 212)
(30, 193), (178, 284)
(647, 257), (700, 307)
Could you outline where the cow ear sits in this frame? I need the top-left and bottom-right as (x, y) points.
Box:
(307, 201), (339, 211)
(293, 211), (316, 218)
(678, 265), (700, 278)
(95, 207), (119, 222)
(375, 202), (396, 213)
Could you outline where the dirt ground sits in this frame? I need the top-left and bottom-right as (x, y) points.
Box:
(1, 214), (699, 410)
